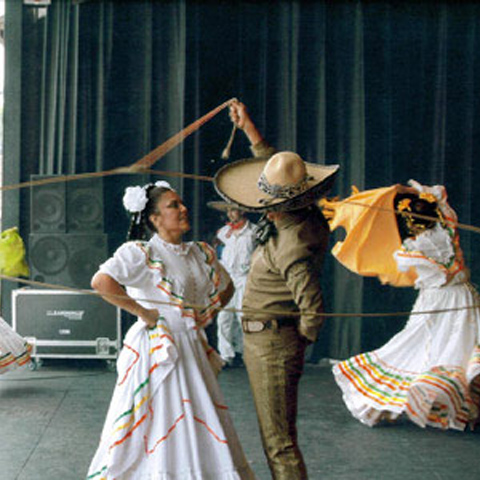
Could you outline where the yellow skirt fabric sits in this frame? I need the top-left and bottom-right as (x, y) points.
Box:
(321, 186), (416, 287)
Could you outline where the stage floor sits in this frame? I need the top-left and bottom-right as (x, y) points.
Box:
(1, 360), (479, 480)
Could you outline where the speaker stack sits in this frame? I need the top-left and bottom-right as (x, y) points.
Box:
(29, 175), (108, 289)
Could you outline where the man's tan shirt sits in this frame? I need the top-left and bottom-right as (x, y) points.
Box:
(242, 141), (329, 342)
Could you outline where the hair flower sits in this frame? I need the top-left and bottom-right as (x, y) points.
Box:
(419, 192), (437, 204)
(397, 198), (412, 212)
(123, 186), (148, 213)
(155, 180), (175, 191)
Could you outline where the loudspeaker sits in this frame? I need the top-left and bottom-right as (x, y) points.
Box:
(30, 175), (66, 233)
(12, 288), (121, 360)
(29, 233), (108, 289)
(30, 175), (104, 233)
(66, 178), (104, 232)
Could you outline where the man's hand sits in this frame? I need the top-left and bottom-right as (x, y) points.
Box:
(228, 99), (264, 146)
(229, 99), (251, 130)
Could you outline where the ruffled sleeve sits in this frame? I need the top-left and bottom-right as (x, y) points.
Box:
(394, 247), (448, 289)
(98, 241), (154, 289)
(399, 181), (464, 288)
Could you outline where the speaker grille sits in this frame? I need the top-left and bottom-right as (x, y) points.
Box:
(30, 236), (69, 275)
(67, 178), (104, 232)
(30, 175), (66, 233)
(68, 242), (109, 288)
(29, 234), (108, 289)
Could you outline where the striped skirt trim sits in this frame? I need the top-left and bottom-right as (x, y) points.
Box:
(333, 347), (480, 430)
(0, 343), (32, 373)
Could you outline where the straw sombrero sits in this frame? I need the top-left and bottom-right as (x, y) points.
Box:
(207, 201), (247, 213)
(214, 151), (340, 212)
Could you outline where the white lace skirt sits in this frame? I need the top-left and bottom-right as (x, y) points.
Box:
(333, 282), (480, 430)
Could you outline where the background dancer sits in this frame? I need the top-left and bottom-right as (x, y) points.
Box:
(208, 201), (256, 367)
(324, 180), (480, 430)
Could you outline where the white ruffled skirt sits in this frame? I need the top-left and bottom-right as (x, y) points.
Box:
(87, 313), (256, 480)
(0, 316), (32, 374)
(333, 282), (480, 430)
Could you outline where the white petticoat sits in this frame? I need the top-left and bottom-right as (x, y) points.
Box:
(333, 282), (480, 430)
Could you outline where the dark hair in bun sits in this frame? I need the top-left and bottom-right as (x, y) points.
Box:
(126, 186), (172, 241)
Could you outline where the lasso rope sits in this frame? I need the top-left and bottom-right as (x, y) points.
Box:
(2, 273), (479, 320)
(131, 98), (237, 170)
(0, 98), (237, 193)
(2, 98), (480, 319)
(0, 168), (213, 193)
(3, 169), (480, 235)
(343, 200), (480, 236)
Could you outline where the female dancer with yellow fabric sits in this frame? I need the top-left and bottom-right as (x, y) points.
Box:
(324, 180), (480, 431)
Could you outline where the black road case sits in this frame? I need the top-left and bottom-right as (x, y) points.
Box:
(12, 288), (121, 368)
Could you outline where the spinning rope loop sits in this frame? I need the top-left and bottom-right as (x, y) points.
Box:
(2, 98), (480, 319)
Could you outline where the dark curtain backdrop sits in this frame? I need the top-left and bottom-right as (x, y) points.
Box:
(4, 0), (480, 358)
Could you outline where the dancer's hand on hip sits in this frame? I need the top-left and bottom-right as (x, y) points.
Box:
(140, 308), (160, 329)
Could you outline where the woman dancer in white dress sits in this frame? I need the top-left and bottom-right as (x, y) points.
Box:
(329, 180), (480, 431)
(87, 181), (256, 479)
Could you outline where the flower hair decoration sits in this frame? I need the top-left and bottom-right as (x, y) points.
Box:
(123, 181), (175, 214)
(396, 194), (444, 237)
(397, 198), (412, 213)
(154, 180), (175, 191)
(418, 192), (437, 204)
(123, 186), (149, 214)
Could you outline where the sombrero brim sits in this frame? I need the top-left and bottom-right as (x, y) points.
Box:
(214, 157), (340, 212)
(207, 200), (246, 212)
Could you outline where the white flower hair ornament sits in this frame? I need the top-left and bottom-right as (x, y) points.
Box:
(154, 180), (175, 191)
(123, 186), (149, 214)
(123, 181), (175, 216)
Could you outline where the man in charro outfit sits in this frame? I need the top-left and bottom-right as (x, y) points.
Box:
(214, 101), (339, 479)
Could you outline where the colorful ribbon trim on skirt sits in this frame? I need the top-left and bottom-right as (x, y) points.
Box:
(335, 347), (480, 430)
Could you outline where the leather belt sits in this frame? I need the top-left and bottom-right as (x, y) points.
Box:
(242, 317), (297, 333)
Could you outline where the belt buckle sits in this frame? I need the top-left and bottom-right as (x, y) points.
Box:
(243, 320), (266, 333)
